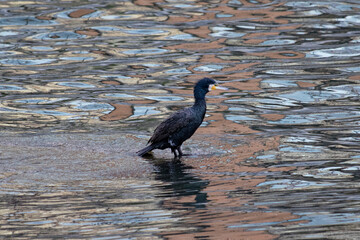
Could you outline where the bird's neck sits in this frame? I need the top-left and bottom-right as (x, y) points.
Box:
(193, 87), (207, 113)
(193, 97), (206, 111)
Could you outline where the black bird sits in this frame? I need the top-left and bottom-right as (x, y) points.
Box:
(137, 78), (223, 159)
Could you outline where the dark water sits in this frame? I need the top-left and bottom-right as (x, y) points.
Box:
(1, 0), (360, 239)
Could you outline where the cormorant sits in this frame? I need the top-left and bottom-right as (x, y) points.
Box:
(137, 78), (224, 159)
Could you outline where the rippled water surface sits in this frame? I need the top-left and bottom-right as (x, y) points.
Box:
(1, 0), (360, 239)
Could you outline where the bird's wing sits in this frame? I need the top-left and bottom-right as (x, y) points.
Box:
(148, 108), (193, 144)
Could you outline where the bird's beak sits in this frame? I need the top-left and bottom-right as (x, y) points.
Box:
(209, 84), (228, 91)
(214, 85), (228, 90)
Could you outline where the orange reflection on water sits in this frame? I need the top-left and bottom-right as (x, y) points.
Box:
(158, 133), (302, 239)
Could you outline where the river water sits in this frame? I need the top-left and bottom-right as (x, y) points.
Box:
(1, 0), (360, 239)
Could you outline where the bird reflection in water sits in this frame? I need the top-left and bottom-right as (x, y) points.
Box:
(149, 158), (209, 209)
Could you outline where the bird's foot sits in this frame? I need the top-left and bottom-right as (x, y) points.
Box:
(172, 156), (182, 162)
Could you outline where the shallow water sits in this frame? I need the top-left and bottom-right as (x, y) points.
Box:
(1, 0), (360, 239)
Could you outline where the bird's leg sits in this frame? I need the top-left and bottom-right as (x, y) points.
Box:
(177, 146), (183, 157)
(171, 147), (178, 159)
(177, 146), (191, 156)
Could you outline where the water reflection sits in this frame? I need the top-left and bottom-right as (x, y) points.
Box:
(0, 185), (181, 239)
(152, 160), (209, 207)
(1, 0), (360, 239)
(0, 16), (57, 26)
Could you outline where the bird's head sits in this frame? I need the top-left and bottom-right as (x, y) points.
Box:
(194, 78), (226, 100)
(195, 77), (216, 93)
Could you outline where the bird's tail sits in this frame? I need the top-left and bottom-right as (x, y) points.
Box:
(137, 145), (155, 157)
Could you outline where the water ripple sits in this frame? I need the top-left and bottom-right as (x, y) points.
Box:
(1, 0), (360, 239)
